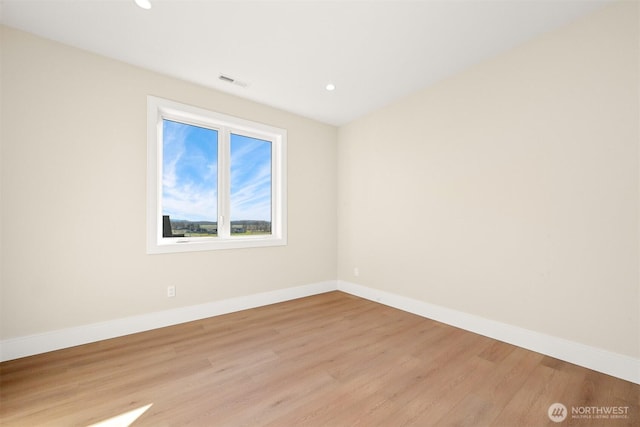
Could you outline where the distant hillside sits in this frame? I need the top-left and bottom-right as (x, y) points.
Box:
(169, 219), (270, 227)
(168, 218), (271, 235)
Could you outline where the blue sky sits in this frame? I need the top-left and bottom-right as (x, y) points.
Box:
(162, 120), (271, 223)
(230, 134), (272, 222)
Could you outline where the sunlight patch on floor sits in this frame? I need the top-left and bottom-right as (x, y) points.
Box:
(87, 404), (153, 427)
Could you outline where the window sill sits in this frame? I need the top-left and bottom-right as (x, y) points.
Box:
(147, 235), (287, 254)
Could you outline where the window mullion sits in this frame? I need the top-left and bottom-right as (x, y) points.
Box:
(218, 128), (231, 238)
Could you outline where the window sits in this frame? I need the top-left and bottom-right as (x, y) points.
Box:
(147, 96), (287, 253)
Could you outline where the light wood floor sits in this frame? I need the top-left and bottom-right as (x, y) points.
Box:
(1, 291), (638, 426)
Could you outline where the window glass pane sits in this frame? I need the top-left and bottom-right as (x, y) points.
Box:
(162, 119), (218, 237)
(230, 133), (272, 235)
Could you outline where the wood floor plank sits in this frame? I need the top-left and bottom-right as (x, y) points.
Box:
(1, 291), (638, 426)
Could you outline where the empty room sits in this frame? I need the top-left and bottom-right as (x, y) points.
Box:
(1, 0), (638, 426)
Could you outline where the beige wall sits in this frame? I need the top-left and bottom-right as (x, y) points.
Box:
(0, 27), (337, 339)
(338, 1), (639, 358)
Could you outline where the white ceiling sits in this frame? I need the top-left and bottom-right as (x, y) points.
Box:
(1, 0), (611, 126)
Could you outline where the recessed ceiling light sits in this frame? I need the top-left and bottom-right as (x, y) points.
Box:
(325, 83), (336, 91)
(134, 0), (152, 10)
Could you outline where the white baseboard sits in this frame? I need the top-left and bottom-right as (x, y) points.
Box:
(2, 279), (637, 385)
(0, 280), (336, 362)
(337, 281), (640, 385)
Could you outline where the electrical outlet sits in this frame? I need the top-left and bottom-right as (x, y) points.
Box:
(167, 285), (176, 297)
(354, 267), (360, 277)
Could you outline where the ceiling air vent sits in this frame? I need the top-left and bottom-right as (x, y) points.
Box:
(219, 74), (249, 88)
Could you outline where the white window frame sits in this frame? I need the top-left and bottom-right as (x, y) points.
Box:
(146, 96), (287, 254)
